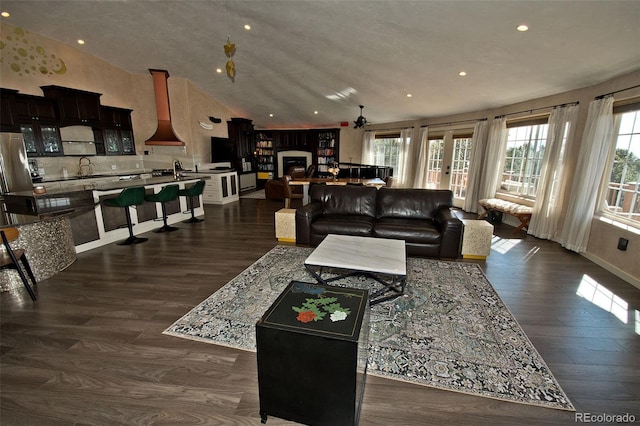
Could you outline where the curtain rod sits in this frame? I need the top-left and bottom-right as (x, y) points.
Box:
(364, 126), (408, 133)
(420, 117), (487, 128)
(495, 101), (579, 119)
(596, 84), (640, 99)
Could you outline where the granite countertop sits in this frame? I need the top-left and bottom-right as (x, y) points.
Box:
(8, 175), (207, 197)
(38, 173), (144, 183)
(93, 174), (207, 192)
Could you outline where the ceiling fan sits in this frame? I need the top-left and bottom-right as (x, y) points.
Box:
(353, 105), (368, 129)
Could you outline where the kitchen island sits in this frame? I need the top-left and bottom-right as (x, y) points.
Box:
(3, 175), (207, 253)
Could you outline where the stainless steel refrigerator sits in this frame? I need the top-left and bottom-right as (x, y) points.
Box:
(0, 132), (34, 225)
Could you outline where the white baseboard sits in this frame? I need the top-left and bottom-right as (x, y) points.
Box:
(581, 251), (640, 290)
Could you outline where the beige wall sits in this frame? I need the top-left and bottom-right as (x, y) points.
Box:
(2, 23), (638, 285)
(0, 23), (235, 164)
(339, 70), (640, 286)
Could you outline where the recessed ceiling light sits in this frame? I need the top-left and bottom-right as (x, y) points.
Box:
(458, 71), (467, 77)
(406, 93), (412, 98)
(1, 12), (10, 18)
(216, 68), (223, 74)
(314, 111), (318, 115)
(77, 39), (85, 45)
(517, 24), (529, 32)
(244, 24), (251, 30)
(269, 113), (274, 118)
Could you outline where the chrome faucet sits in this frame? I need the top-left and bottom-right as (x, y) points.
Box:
(78, 156), (93, 177)
(173, 160), (183, 178)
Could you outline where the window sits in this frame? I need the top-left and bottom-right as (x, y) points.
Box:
(372, 134), (402, 172)
(500, 122), (549, 198)
(602, 108), (640, 225)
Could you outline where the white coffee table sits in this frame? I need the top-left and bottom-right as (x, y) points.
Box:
(304, 234), (407, 305)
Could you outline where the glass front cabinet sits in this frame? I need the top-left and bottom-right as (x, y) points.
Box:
(98, 106), (135, 155)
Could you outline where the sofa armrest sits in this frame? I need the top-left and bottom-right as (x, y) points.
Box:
(295, 201), (323, 246)
(435, 207), (463, 259)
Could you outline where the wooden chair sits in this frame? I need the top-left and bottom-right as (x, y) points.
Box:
(0, 227), (37, 301)
(282, 175), (303, 209)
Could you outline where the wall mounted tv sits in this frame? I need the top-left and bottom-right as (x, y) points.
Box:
(211, 137), (237, 164)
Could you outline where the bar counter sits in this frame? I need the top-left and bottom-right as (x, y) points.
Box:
(3, 174), (208, 254)
(0, 216), (76, 293)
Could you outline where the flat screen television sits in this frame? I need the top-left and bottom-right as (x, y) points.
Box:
(211, 137), (236, 164)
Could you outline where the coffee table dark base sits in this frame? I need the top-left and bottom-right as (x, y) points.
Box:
(305, 264), (406, 306)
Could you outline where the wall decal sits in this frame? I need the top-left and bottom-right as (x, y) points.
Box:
(0, 27), (67, 76)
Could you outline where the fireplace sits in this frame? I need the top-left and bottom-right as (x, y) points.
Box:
(277, 150), (313, 178)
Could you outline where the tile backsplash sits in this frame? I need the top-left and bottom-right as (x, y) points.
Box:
(35, 152), (203, 181)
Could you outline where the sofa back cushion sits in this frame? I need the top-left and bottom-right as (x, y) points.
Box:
(310, 184), (377, 217)
(376, 188), (453, 220)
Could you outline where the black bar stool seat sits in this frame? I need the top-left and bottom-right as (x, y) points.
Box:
(145, 184), (180, 232)
(102, 186), (148, 245)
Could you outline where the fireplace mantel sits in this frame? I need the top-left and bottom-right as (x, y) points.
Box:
(276, 150), (312, 178)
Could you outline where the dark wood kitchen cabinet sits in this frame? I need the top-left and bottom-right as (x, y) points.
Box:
(41, 85), (102, 126)
(0, 88), (20, 132)
(227, 118), (254, 161)
(96, 106), (135, 155)
(13, 94), (58, 122)
(13, 94), (62, 157)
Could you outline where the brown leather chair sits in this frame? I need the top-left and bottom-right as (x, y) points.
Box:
(282, 175), (303, 208)
(306, 164), (317, 178)
(265, 166), (307, 200)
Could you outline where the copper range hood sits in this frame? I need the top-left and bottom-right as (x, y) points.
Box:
(145, 69), (185, 146)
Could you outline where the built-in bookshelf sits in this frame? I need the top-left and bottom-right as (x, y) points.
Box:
(316, 130), (338, 176)
(255, 133), (274, 180)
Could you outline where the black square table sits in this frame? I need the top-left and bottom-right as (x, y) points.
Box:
(256, 280), (369, 425)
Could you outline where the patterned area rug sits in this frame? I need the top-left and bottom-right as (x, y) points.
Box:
(163, 245), (574, 411)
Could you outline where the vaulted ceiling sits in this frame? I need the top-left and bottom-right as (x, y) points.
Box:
(1, 1), (639, 128)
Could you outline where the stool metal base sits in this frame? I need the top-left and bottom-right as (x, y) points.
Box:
(153, 225), (179, 233)
(182, 216), (204, 224)
(117, 236), (148, 245)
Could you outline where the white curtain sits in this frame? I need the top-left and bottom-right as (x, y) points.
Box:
(361, 131), (375, 164)
(477, 116), (508, 201)
(395, 127), (413, 187)
(412, 127), (429, 188)
(463, 120), (489, 213)
(559, 97), (614, 252)
(528, 104), (579, 240)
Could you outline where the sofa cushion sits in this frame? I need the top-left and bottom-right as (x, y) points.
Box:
(310, 184), (377, 217)
(373, 218), (441, 244)
(376, 188), (453, 220)
(311, 215), (375, 237)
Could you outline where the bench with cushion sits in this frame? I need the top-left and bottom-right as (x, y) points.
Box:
(478, 198), (533, 233)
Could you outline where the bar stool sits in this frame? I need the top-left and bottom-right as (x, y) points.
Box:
(102, 186), (148, 245)
(178, 180), (206, 223)
(1, 227), (37, 301)
(145, 184), (180, 232)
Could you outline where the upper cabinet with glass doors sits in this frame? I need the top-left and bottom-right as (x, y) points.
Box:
(96, 106), (135, 155)
(13, 94), (63, 157)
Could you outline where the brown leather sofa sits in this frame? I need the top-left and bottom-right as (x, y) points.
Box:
(295, 185), (462, 259)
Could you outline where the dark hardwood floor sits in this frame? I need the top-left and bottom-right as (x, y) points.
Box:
(2, 197), (639, 425)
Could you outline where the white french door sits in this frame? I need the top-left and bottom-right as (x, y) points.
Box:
(425, 131), (473, 207)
